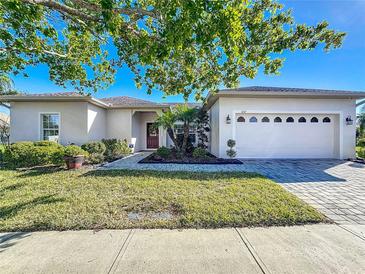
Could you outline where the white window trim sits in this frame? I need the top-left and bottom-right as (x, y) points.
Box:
(38, 112), (61, 142)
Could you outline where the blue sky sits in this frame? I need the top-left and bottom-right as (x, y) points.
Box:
(10, 0), (365, 104)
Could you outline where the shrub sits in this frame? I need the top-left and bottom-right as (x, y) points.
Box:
(226, 149), (237, 158)
(227, 139), (236, 148)
(192, 147), (207, 159)
(64, 145), (88, 157)
(357, 138), (365, 147)
(81, 141), (106, 164)
(357, 147), (365, 159)
(81, 141), (106, 154)
(102, 139), (132, 161)
(226, 139), (237, 158)
(156, 146), (171, 159)
(0, 144), (5, 162)
(34, 141), (60, 147)
(3, 141), (64, 168)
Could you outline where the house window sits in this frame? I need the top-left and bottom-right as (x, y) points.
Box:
(249, 116), (257, 123)
(41, 113), (60, 141)
(323, 117), (331, 123)
(298, 117), (306, 123)
(274, 117), (282, 123)
(237, 116), (245, 122)
(174, 124), (197, 143)
(261, 117), (270, 123)
(286, 117), (294, 123)
(311, 117), (319, 123)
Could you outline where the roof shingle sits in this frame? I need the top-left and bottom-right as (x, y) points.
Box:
(99, 96), (166, 107)
(220, 86), (365, 95)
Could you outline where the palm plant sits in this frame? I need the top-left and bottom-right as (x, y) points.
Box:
(155, 105), (200, 155)
(154, 108), (179, 149)
(175, 105), (199, 153)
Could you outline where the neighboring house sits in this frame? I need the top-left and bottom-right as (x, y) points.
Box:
(0, 112), (10, 144)
(1, 86), (365, 159)
(0, 112), (9, 126)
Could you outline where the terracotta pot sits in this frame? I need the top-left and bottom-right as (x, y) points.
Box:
(64, 155), (84, 169)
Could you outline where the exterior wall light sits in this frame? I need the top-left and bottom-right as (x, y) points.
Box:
(226, 115), (231, 124)
(345, 116), (353, 125)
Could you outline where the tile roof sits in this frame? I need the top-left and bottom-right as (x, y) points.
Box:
(99, 96), (167, 107)
(220, 86), (365, 95)
(16, 92), (83, 97)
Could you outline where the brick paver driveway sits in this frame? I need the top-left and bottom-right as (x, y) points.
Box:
(242, 159), (365, 225)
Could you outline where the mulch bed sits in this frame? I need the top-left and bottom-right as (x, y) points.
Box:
(139, 152), (242, 165)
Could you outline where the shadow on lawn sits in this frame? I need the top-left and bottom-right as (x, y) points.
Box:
(15, 166), (66, 178)
(0, 182), (26, 198)
(81, 169), (265, 181)
(0, 194), (65, 220)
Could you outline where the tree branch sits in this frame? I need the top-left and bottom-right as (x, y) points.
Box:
(23, 0), (158, 22)
(23, 0), (101, 22)
(1, 47), (68, 58)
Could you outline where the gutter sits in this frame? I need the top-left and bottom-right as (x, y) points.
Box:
(356, 99), (365, 107)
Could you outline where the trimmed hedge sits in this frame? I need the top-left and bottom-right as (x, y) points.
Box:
(3, 141), (64, 168)
(64, 145), (88, 157)
(156, 146), (170, 159)
(102, 139), (132, 161)
(81, 141), (106, 164)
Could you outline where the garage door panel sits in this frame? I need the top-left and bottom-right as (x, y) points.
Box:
(235, 114), (337, 159)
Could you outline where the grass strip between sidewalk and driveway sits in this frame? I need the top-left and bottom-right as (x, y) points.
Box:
(0, 168), (325, 231)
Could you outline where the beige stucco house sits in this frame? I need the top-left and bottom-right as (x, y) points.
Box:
(1, 86), (364, 159)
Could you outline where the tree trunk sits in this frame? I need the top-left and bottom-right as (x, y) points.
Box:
(167, 127), (180, 151)
(181, 122), (190, 154)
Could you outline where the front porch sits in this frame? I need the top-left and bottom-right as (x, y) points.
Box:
(131, 110), (166, 152)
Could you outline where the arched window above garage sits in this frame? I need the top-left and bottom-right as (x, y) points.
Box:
(299, 117), (306, 123)
(261, 117), (270, 123)
(237, 116), (245, 123)
(286, 117), (294, 123)
(311, 117), (319, 123)
(249, 116), (257, 123)
(274, 117), (282, 123)
(323, 117), (331, 123)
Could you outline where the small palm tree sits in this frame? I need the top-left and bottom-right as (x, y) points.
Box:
(175, 104), (199, 153)
(154, 109), (179, 149)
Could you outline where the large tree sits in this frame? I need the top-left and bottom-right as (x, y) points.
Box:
(1, 0), (345, 99)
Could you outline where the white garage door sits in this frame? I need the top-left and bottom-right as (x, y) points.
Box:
(235, 114), (338, 159)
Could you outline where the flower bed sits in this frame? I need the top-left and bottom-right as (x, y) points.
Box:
(139, 151), (242, 164)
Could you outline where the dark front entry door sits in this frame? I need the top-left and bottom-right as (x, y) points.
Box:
(146, 123), (159, 149)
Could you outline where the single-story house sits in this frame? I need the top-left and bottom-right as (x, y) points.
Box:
(1, 86), (364, 159)
(0, 112), (10, 126)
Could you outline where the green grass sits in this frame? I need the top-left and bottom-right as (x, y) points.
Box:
(0, 168), (325, 231)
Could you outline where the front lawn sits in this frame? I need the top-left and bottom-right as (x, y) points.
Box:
(0, 168), (324, 231)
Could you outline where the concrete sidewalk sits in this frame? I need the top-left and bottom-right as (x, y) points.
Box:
(1, 224), (364, 274)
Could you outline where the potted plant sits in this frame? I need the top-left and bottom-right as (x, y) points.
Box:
(64, 145), (88, 169)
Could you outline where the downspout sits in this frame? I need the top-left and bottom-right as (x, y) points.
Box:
(0, 102), (10, 109)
